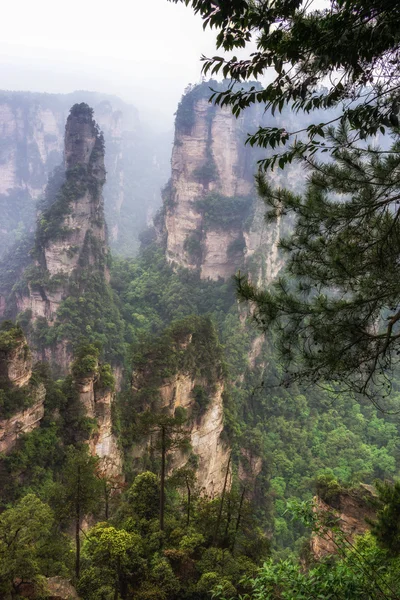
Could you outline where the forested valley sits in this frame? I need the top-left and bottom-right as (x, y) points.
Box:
(0, 1), (400, 599)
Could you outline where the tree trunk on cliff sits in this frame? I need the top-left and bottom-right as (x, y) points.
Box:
(160, 425), (166, 532)
(75, 465), (81, 580)
(114, 557), (120, 600)
(224, 496), (232, 544)
(186, 476), (191, 527)
(231, 486), (246, 553)
(104, 480), (109, 521)
(213, 453), (231, 546)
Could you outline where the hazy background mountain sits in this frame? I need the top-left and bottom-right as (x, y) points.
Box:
(0, 0), (221, 131)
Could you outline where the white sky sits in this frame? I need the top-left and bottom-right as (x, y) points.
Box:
(0, 0), (220, 129)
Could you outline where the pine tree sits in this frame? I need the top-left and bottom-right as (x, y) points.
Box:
(61, 446), (102, 579)
(139, 410), (191, 532)
(237, 125), (400, 397)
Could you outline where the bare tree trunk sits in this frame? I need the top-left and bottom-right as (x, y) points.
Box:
(231, 486), (246, 553)
(105, 481), (109, 520)
(186, 477), (191, 527)
(160, 426), (166, 532)
(75, 466), (81, 580)
(224, 496), (232, 542)
(213, 453), (231, 546)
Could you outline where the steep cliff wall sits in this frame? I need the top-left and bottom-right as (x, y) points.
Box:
(0, 323), (45, 453)
(130, 316), (230, 497)
(14, 104), (107, 329)
(163, 83), (282, 282)
(0, 90), (169, 258)
(163, 82), (306, 284)
(159, 375), (229, 497)
(0, 106), (125, 476)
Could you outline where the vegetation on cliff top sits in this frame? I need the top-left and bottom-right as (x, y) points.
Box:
(35, 103), (105, 251)
(0, 321), (25, 352)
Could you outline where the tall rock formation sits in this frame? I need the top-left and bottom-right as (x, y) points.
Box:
(73, 348), (123, 479)
(163, 83), (282, 282)
(0, 105), (124, 473)
(163, 81), (304, 284)
(0, 90), (170, 258)
(13, 104), (107, 334)
(4, 103), (125, 377)
(39, 103), (107, 279)
(2, 104), (125, 474)
(131, 316), (230, 497)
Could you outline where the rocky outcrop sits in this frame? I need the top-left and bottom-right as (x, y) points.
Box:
(42, 103), (107, 278)
(163, 83), (285, 283)
(10, 104), (110, 370)
(0, 93), (117, 257)
(46, 577), (80, 600)
(12, 577), (79, 599)
(0, 333), (32, 387)
(0, 394), (45, 453)
(0, 326), (45, 453)
(165, 86), (256, 280)
(163, 82), (308, 284)
(310, 485), (377, 560)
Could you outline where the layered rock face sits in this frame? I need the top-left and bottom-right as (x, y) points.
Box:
(0, 331), (32, 388)
(0, 326), (45, 453)
(0, 400), (45, 454)
(159, 373), (230, 497)
(44, 104), (107, 279)
(164, 83), (285, 283)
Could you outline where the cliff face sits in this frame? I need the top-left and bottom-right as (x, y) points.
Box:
(163, 82), (307, 284)
(310, 486), (377, 560)
(159, 374), (229, 497)
(0, 398), (45, 454)
(0, 102), (127, 381)
(0, 324), (123, 472)
(75, 362), (123, 479)
(131, 316), (230, 497)
(45, 104), (107, 279)
(0, 325), (45, 453)
(0, 90), (169, 258)
(163, 83), (283, 283)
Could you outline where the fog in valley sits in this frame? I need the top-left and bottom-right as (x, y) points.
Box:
(1, 0), (219, 130)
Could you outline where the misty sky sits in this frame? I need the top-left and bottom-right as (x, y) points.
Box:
(0, 0), (221, 130)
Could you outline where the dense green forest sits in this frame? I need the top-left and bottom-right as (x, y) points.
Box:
(1, 0), (400, 597)
(2, 237), (400, 597)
